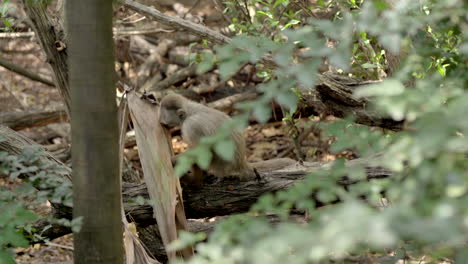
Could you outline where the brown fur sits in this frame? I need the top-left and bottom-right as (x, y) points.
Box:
(159, 94), (254, 181)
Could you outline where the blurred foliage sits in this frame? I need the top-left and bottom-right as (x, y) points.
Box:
(0, 138), (73, 263)
(0, 0), (14, 31)
(173, 0), (468, 263)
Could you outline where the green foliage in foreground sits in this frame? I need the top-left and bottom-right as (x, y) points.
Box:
(173, 0), (468, 263)
(0, 140), (73, 263)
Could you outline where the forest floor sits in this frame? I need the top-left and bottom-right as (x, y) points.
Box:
(1, 1), (366, 263)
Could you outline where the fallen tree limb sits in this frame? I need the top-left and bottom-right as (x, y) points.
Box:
(123, 0), (231, 45)
(149, 64), (198, 91)
(207, 91), (258, 112)
(0, 55), (55, 86)
(123, 159), (390, 223)
(0, 124), (391, 226)
(0, 109), (67, 130)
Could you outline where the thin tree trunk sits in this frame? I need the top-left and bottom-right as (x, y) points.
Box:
(66, 0), (123, 263)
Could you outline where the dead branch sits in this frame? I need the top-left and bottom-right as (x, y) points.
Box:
(149, 64), (198, 91)
(207, 91), (258, 112)
(0, 32), (36, 38)
(123, 0), (231, 45)
(0, 55), (55, 86)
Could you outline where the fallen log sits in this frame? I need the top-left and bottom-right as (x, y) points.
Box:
(0, 109), (68, 130)
(302, 72), (404, 131)
(0, 124), (391, 227)
(123, 158), (390, 224)
(0, 125), (392, 260)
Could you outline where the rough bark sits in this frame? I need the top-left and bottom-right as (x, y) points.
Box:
(22, 0), (71, 115)
(0, 109), (67, 130)
(123, 159), (390, 223)
(302, 72), (404, 131)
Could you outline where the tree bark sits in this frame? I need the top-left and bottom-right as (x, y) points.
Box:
(22, 0), (71, 116)
(302, 72), (403, 131)
(66, 0), (124, 263)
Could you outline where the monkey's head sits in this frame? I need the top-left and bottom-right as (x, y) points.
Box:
(159, 94), (187, 128)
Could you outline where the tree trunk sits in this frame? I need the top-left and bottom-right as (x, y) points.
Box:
(66, 0), (123, 263)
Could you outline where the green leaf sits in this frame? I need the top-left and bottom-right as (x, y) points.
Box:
(195, 146), (213, 170)
(282, 19), (300, 30)
(219, 59), (242, 80)
(361, 63), (377, 69)
(379, 33), (401, 55)
(273, 0), (287, 8)
(253, 104), (271, 123)
(2, 229), (28, 247)
(174, 155), (193, 178)
(275, 91), (298, 113)
(0, 250), (15, 264)
(355, 79), (405, 98)
(214, 139), (236, 161)
(70, 217), (83, 233)
(197, 53), (215, 74)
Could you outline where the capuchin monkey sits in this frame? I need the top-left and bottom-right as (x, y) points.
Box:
(158, 93), (256, 185)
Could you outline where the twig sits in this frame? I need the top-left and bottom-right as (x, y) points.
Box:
(207, 91), (258, 111)
(0, 56), (55, 86)
(0, 28), (174, 38)
(114, 27), (175, 36)
(45, 241), (74, 251)
(0, 31), (35, 38)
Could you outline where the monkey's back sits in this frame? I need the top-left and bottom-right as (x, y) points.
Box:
(181, 102), (249, 177)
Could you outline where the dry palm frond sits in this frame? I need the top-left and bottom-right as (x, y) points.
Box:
(127, 92), (193, 261)
(118, 97), (162, 264)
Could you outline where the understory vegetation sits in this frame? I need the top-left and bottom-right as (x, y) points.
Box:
(0, 0), (467, 263)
